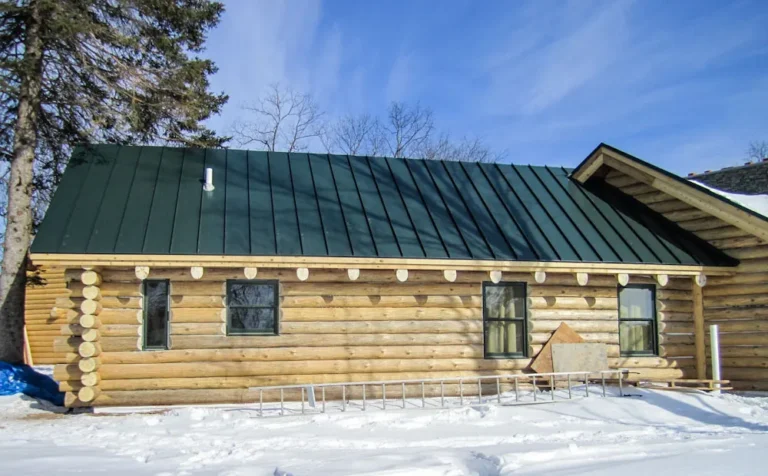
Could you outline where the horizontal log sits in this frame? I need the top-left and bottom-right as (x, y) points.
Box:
(94, 358), (534, 380)
(281, 295), (482, 308)
(705, 321), (768, 333)
(170, 333), (484, 349)
(659, 321), (694, 333)
(98, 345), (487, 364)
(707, 272), (768, 286)
(171, 323), (223, 336)
(73, 281), (140, 298)
(656, 290), (691, 301)
(728, 380), (768, 391)
(676, 216), (730, 232)
(711, 235), (765, 249)
(527, 297), (617, 310)
(659, 344), (695, 358)
(633, 190), (673, 205)
(704, 307), (768, 320)
(100, 309), (142, 324)
(735, 258), (768, 273)
(529, 320), (618, 333)
(721, 368), (768, 380)
(718, 333), (768, 346)
(282, 283), (481, 297)
(624, 367), (693, 380)
(710, 346), (768, 358)
(527, 309), (618, 320)
(56, 296), (141, 310)
(703, 283), (768, 297)
(704, 294), (768, 308)
(647, 199), (692, 214)
(663, 208), (710, 222)
(281, 307), (482, 322)
(529, 286), (617, 298)
(726, 246), (768, 260)
(613, 356), (694, 369)
(720, 357), (768, 368)
(529, 332), (618, 345)
(281, 321), (484, 335)
(169, 295), (224, 308)
(169, 308), (226, 323)
(695, 226), (749, 241)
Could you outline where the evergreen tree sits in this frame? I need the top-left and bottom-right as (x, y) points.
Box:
(0, 0), (228, 362)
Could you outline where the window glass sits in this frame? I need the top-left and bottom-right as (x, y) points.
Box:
(483, 283), (527, 358)
(143, 280), (169, 350)
(227, 281), (279, 335)
(618, 284), (657, 356)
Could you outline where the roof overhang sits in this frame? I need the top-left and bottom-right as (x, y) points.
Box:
(28, 253), (736, 276)
(572, 143), (768, 242)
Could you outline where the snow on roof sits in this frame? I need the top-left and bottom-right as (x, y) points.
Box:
(692, 181), (768, 218)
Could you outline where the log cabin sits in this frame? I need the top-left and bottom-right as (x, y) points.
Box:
(25, 143), (768, 407)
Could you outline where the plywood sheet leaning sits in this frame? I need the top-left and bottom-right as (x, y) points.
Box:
(551, 343), (608, 373)
(530, 322), (584, 374)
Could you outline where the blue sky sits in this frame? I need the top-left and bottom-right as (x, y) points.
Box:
(203, 0), (768, 176)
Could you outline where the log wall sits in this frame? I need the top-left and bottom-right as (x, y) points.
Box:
(53, 267), (695, 407)
(606, 169), (768, 390)
(25, 266), (68, 364)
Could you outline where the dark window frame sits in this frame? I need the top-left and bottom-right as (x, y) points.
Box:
(618, 283), (658, 357)
(142, 279), (170, 351)
(482, 281), (528, 359)
(226, 279), (280, 336)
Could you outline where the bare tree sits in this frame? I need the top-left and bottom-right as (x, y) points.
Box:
(231, 84), (324, 152)
(323, 113), (381, 155)
(384, 102), (434, 158)
(418, 135), (500, 163)
(747, 141), (768, 161)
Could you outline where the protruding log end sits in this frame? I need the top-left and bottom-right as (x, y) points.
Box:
(489, 270), (502, 284)
(347, 268), (360, 281)
(443, 270), (457, 282)
(244, 267), (258, 279)
(79, 314), (101, 329)
(533, 271), (546, 284)
(695, 273), (707, 287)
(80, 299), (102, 316)
(79, 341), (102, 358)
(297, 267), (310, 281)
(78, 386), (101, 403)
(80, 372), (101, 387)
(396, 269), (409, 282)
(80, 270), (102, 286)
(190, 266), (204, 280)
(135, 266), (150, 280)
(81, 328), (100, 342)
(656, 274), (669, 287)
(81, 285), (101, 300)
(617, 273), (629, 286)
(575, 272), (589, 286)
(78, 358), (101, 373)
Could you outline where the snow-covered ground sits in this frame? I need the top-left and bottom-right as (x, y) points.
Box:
(2, 387), (768, 475)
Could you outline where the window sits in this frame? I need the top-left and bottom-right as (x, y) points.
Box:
(483, 282), (527, 358)
(143, 280), (169, 350)
(227, 280), (279, 335)
(618, 284), (657, 356)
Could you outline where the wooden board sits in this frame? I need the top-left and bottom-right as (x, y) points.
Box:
(530, 322), (584, 374)
(551, 343), (608, 373)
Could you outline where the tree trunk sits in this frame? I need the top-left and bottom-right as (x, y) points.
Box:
(0, 1), (44, 363)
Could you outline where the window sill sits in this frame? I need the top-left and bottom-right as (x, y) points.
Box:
(484, 354), (528, 360)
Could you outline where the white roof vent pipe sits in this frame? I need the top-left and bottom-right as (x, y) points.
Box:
(203, 167), (215, 191)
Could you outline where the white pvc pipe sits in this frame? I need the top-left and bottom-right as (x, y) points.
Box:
(710, 324), (721, 395)
(203, 167), (214, 191)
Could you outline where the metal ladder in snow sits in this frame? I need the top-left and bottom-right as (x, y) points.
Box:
(247, 370), (627, 418)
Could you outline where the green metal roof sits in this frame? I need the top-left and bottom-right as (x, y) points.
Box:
(31, 144), (737, 266)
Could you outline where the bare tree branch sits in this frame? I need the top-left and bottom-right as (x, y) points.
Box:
(747, 140), (768, 162)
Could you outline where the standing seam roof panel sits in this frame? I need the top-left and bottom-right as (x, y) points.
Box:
(498, 166), (580, 261)
(478, 163), (559, 261)
(198, 148), (227, 254)
(532, 166), (620, 262)
(290, 153), (328, 256)
(348, 156), (401, 257)
(404, 160), (471, 259)
(224, 149), (250, 255)
(327, 155), (377, 257)
(385, 158), (449, 259)
(246, 151), (277, 255)
(86, 146), (141, 254)
(114, 147), (164, 253)
(443, 161), (518, 260)
(58, 144), (119, 253)
(308, 153), (353, 257)
(368, 158), (425, 258)
(143, 147), (185, 254)
(424, 160), (493, 259)
(461, 162), (538, 261)
(170, 148), (205, 254)
(269, 152), (302, 256)
(550, 167), (642, 263)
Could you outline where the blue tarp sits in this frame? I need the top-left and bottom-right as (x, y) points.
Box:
(0, 362), (64, 406)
